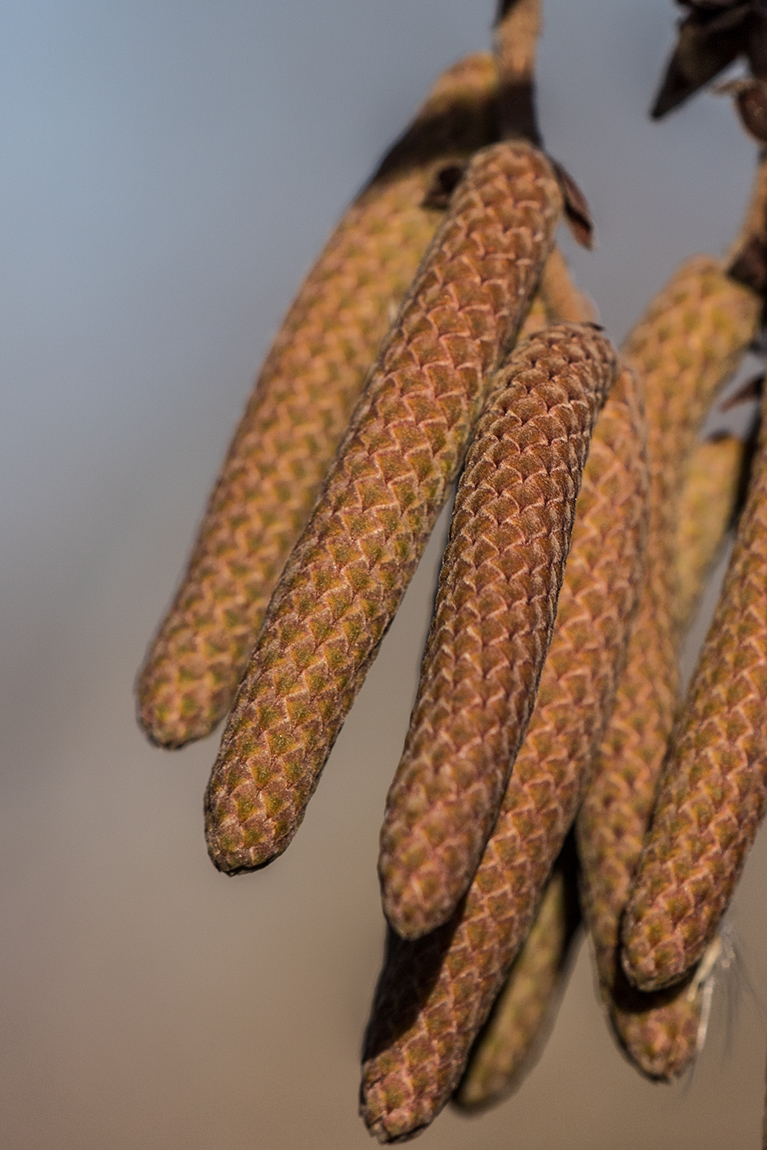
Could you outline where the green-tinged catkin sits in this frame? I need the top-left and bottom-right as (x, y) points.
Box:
(576, 257), (760, 1077)
(136, 53), (499, 749)
(452, 842), (581, 1111)
(360, 363), (648, 1143)
(204, 141), (562, 874)
(622, 389), (767, 991)
(378, 325), (618, 941)
(674, 433), (748, 632)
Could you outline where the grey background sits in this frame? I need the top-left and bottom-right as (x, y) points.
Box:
(1, 1), (766, 1146)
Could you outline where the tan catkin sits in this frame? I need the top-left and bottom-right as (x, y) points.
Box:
(204, 141), (562, 875)
(360, 363), (648, 1143)
(136, 54), (499, 749)
(674, 433), (748, 632)
(452, 845), (581, 1111)
(576, 257), (760, 1077)
(378, 325), (618, 941)
(622, 389), (767, 991)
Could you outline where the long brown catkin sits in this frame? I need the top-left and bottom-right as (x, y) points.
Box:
(204, 141), (562, 874)
(452, 842), (581, 1111)
(601, 435), (747, 1080)
(451, 261), (595, 1109)
(136, 54), (499, 749)
(377, 325), (617, 941)
(622, 389), (767, 991)
(576, 257), (760, 1077)
(360, 361), (648, 1143)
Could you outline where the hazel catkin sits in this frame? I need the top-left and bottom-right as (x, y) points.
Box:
(360, 361), (648, 1143)
(204, 140), (563, 875)
(377, 323), (618, 941)
(576, 256), (760, 1077)
(136, 53), (499, 749)
(622, 388), (767, 992)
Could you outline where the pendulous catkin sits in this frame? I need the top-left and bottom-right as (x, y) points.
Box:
(597, 434), (747, 1081)
(204, 140), (562, 874)
(136, 53), (499, 749)
(360, 361), (648, 1143)
(452, 841), (581, 1111)
(377, 324), (618, 941)
(450, 262), (593, 1114)
(576, 256), (760, 1078)
(622, 386), (767, 992)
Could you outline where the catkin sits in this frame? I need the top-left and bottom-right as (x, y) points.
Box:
(378, 324), (618, 941)
(576, 257), (760, 1076)
(452, 842), (581, 1111)
(360, 363), (648, 1143)
(622, 390), (767, 992)
(600, 435), (747, 1080)
(674, 433), (748, 632)
(136, 53), (499, 749)
(204, 141), (562, 874)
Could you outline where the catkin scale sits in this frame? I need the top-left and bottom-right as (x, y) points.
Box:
(576, 257), (760, 1077)
(136, 54), (499, 749)
(377, 324), (618, 941)
(360, 360), (648, 1143)
(204, 141), (563, 874)
(674, 433), (748, 633)
(622, 388), (767, 992)
(452, 844), (581, 1111)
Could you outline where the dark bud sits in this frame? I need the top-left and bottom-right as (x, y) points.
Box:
(651, 14), (746, 118)
(734, 79), (767, 140)
(549, 158), (595, 250)
(728, 235), (767, 293)
(746, 11), (767, 80)
(720, 372), (764, 410)
(421, 163), (466, 210)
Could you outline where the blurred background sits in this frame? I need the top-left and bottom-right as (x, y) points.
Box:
(1, 1), (767, 1146)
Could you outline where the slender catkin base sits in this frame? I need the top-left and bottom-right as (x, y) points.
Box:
(204, 141), (562, 874)
(623, 389), (767, 991)
(378, 325), (618, 940)
(136, 53), (499, 748)
(360, 360), (648, 1143)
(576, 257), (760, 1078)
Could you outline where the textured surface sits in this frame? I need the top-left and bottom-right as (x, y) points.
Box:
(576, 257), (760, 1077)
(674, 433), (747, 632)
(378, 324), (618, 940)
(360, 364), (648, 1142)
(136, 53), (499, 748)
(623, 390), (767, 992)
(204, 141), (562, 874)
(452, 845), (581, 1111)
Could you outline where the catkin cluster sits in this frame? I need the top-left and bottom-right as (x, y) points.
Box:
(136, 2), (767, 1142)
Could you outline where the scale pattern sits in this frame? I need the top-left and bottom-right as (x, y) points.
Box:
(378, 325), (618, 940)
(452, 850), (580, 1110)
(674, 434), (747, 631)
(204, 141), (562, 874)
(136, 53), (499, 748)
(623, 392), (767, 991)
(360, 364), (648, 1142)
(576, 257), (760, 1076)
